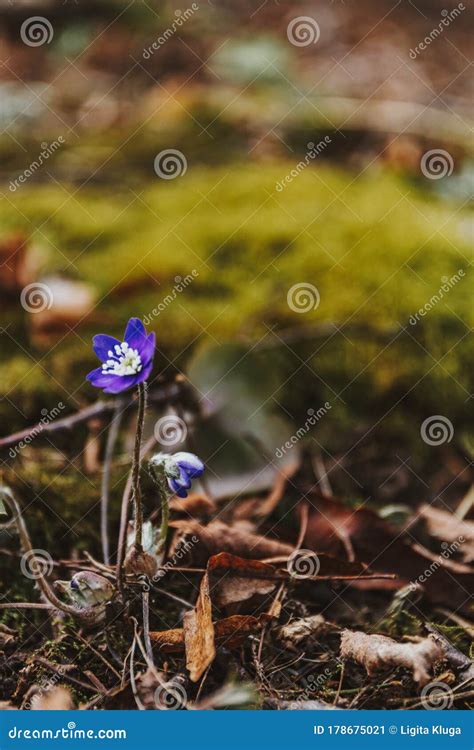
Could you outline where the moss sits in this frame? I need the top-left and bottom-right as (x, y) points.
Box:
(1, 162), (471, 436)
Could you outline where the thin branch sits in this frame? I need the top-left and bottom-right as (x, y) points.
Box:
(0, 382), (180, 450)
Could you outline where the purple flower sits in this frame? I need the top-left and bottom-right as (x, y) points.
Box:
(86, 318), (155, 394)
(150, 451), (205, 498)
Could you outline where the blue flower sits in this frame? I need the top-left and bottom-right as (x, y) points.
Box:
(86, 318), (155, 394)
(150, 451), (205, 498)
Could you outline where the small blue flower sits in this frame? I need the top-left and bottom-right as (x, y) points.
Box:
(150, 451), (205, 498)
(86, 318), (155, 394)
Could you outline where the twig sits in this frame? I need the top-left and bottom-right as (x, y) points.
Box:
(312, 452), (333, 497)
(0, 383), (180, 450)
(142, 590), (154, 665)
(101, 400), (125, 565)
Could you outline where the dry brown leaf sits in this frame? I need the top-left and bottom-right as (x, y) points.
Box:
(150, 614), (271, 653)
(266, 698), (342, 710)
(418, 505), (474, 563)
(340, 630), (443, 686)
(208, 552), (279, 607)
(183, 571), (215, 682)
(301, 493), (474, 609)
(170, 518), (293, 561)
(169, 492), (217, 518)
(278, 615), (333, 649)
(31, 686), (74, 710)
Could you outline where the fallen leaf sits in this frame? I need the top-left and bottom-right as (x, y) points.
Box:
(170, 492), (217, 517)
(183, 570), (215, 682)
(265, 698), (341, 710)
(301, 493), (474, 609)
(417, 505), (474, 563)
(340, 630), (443, 686)
(150, 614), (270, 653)
(170, 518), (293, 561)
(208, 552), (279, 607)
(278, 615), (333, 649)
(31, 686), (74, 710)
(193, 682), (257, 709)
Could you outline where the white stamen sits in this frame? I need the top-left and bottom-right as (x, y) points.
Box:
(102, 341), (142, 377)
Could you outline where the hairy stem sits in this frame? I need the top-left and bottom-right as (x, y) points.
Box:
(131, 382), (147, 550)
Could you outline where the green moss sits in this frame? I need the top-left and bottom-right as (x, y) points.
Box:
(1, 162), (471, 436)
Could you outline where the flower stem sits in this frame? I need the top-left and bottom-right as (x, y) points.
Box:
(150, 465), (170, 553)
(158, 472), (170, 548)
(131, 382), (147, 549)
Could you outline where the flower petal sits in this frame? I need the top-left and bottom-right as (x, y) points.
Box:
(86, 367), (137, 394)
(174, 452), (205, 477)
(167, 477), (189, 498)
(123, 318), (147, 351)
(136, 331), (155, 365)
(92, 334), (121, 363)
